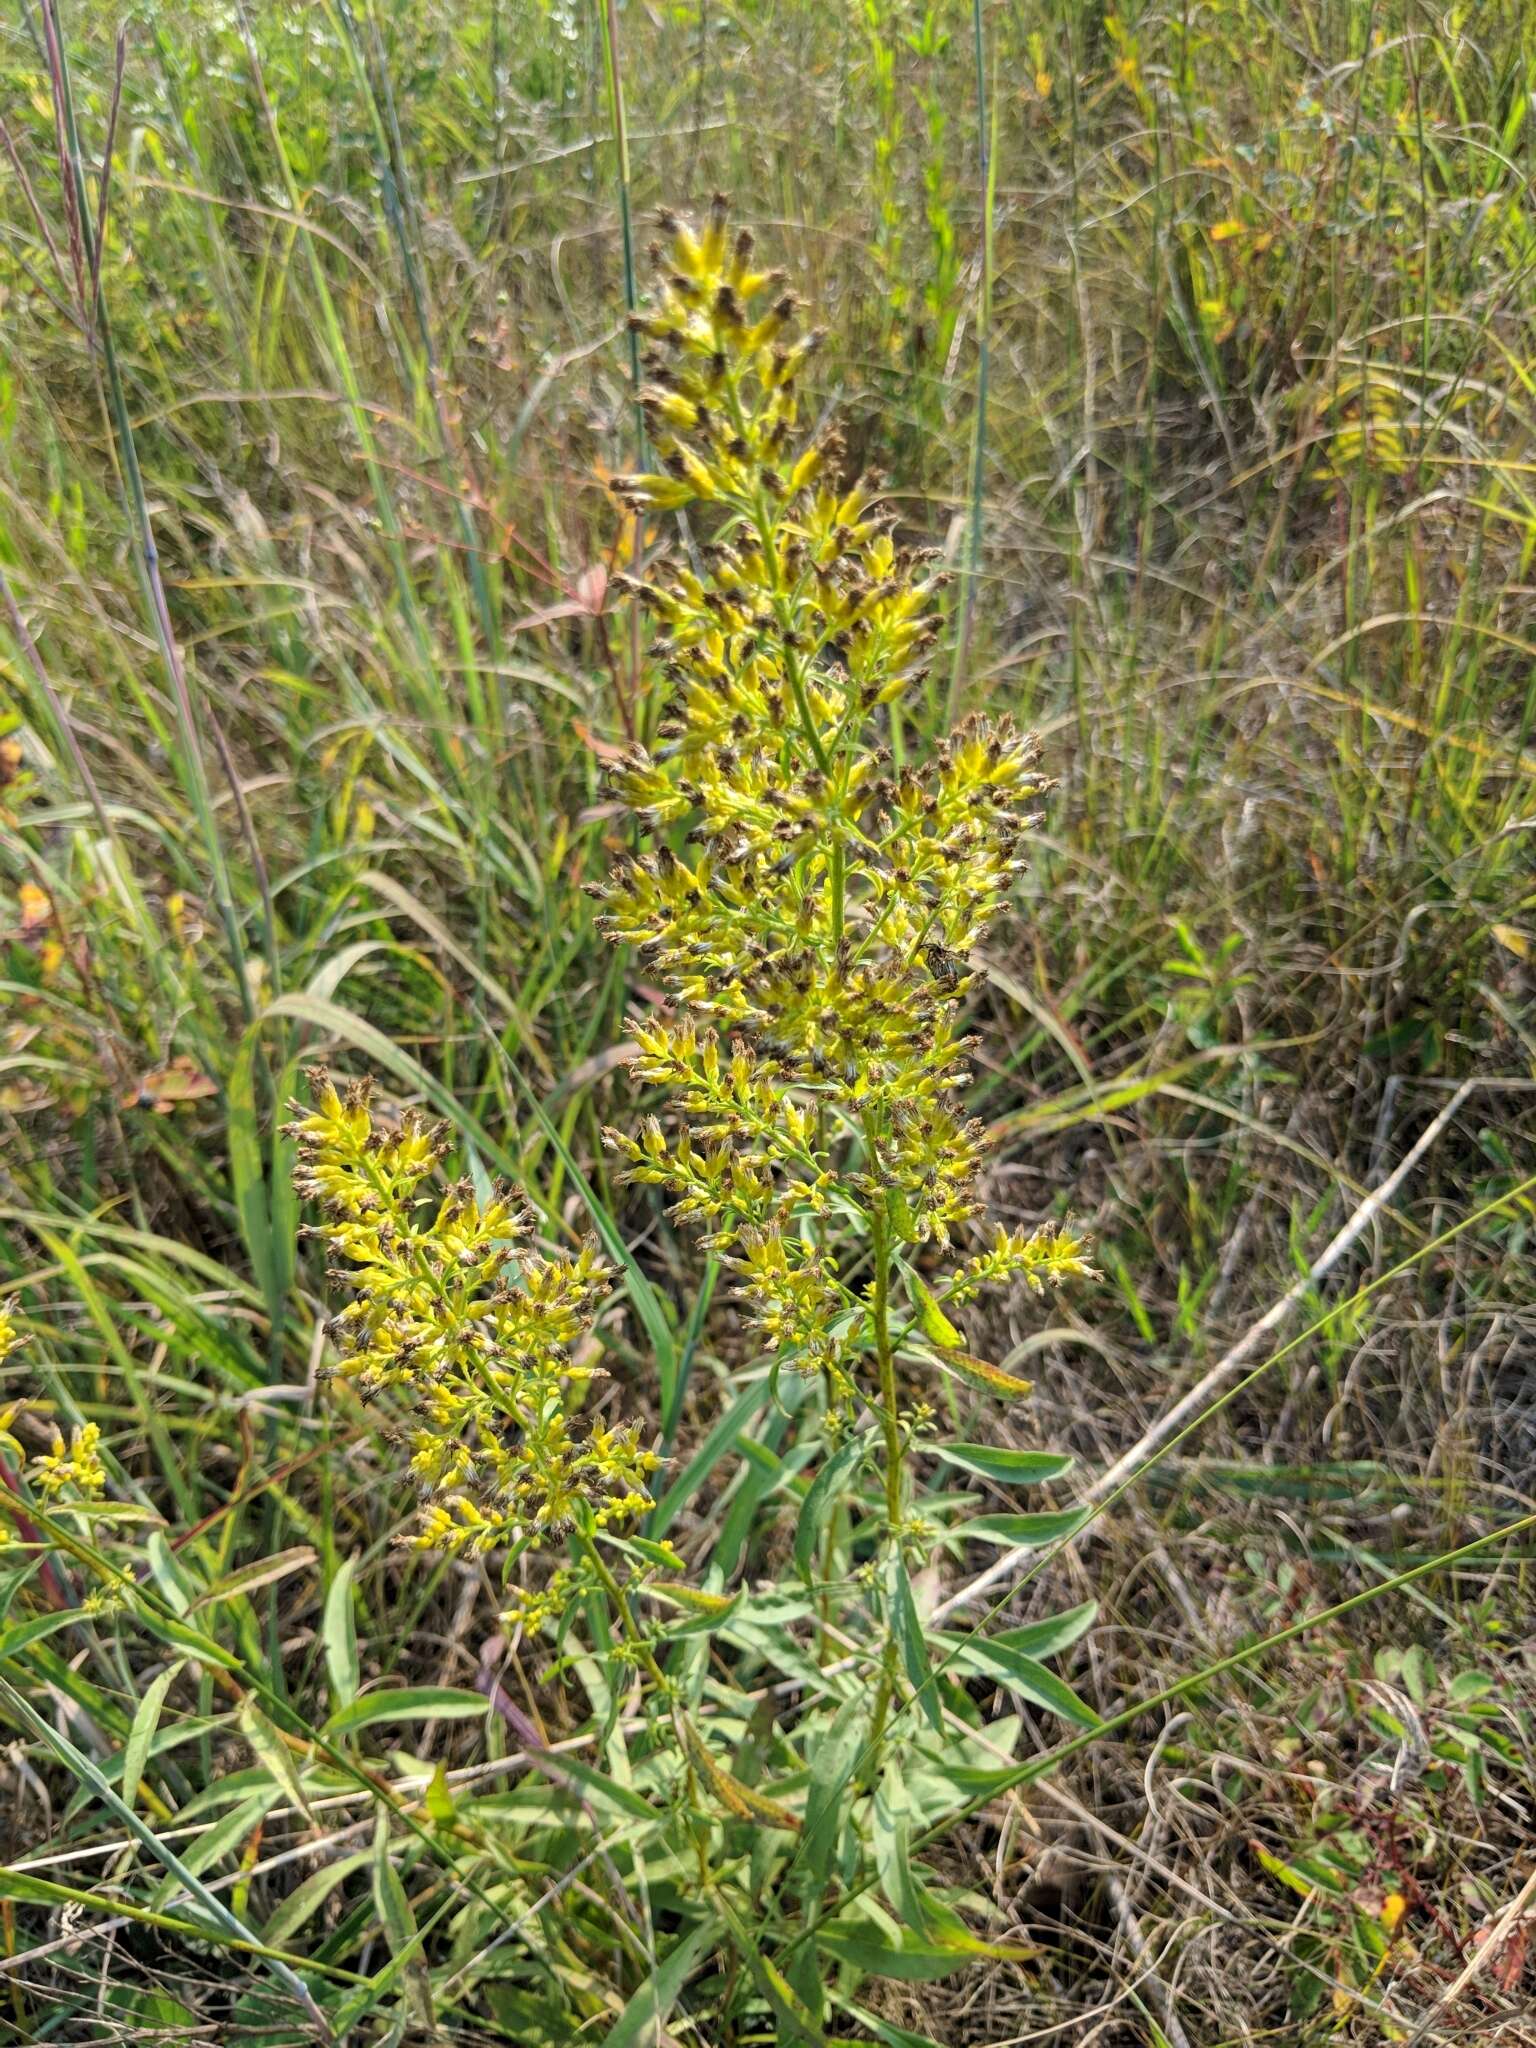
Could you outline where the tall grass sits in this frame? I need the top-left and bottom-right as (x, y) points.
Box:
(1, 1), (1533, 2041)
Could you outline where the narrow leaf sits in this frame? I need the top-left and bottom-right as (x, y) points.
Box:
(599, 1922), (716, 2047)
(323, 1556), (360, 1710)
(941, 1352), (1033, 1398)
(802, 1691), (868, 1896)
(795, 1435), (865, 1582)
(237, 1696), (317, 1825)
(961, 1509), (1090, 1547)
(194, 1546), (315, 1610)
(943, 1638), (1101, 1727)
(936, 1443), (1075, 1485)
(324, 1687), (489, 1738)
(991, 1599), (1098, 1661)
(122, 1661), (182, 1813)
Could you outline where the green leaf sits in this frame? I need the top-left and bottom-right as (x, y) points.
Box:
(619, 1535), (687, 1572)
(960, 1509), (1090, 1548)
(873, 1768), (928, 1930)
(228, 1025), (276, 1321)
(122, 1661), (183, 1814)
(941, 1637), (1101, 1727)
(148, 1787), (280, 1908)
(373, 1819), (433, 2030)
(835, 2002), (947, 2048)
(802, 1690), (868, 1898)
(817, 1910), (1032, 1981)
(237, 1696), (317, 1826)
(935, 1443), (1075, 1485)
(0, 1609), (83, 1659)
(1255, 1841), (1327, 1901)
(324, 1686), (489, 1738)
(263, 1851), (370, 1947)
(549, 1754), (661, 1821)
(194, 1546), (315, 1610)
(885, 1553), (940, 1732)
(145, 1530), (196, 1615)
(323, 1556), (360, 1710)
(424, 1762), (456, 1826)
(906, 1272), (962, 1350)
(599, 1922), (716, 2046)
(991, 1599), (1098, 1660)
(795, 1436), (865, 1582)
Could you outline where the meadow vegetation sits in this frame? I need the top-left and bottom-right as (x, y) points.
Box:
(1, 1), (1534, 2042)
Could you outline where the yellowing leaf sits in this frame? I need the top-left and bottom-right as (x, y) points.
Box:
(1210, 219), (1246, 242)
(908, 1272), (962, 1350)
(679, 1713), (800, 1830)
(943, 1352), (1034, 1399)
(660, 1584), (736, 1615)
(1491, 923), (1530, 958)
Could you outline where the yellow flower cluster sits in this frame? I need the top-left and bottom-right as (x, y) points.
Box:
(0, 1303), (108, 1505)
(600, 202), (1090, 1404)
(289, 1072), (657, 1556)
(29, 1420), (106, 1499)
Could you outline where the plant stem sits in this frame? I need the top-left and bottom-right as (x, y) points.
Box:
(598, 0), (647, 718)
(945, 0), (995, 723)
(574, 1528), (667, 1692)
(867, 1188), (902, 1533)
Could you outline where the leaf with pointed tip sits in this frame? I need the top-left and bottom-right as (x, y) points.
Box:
(941, 1636), (1101, 1727)
(991, 1599), (1098, 1660)
(795, 1436), (865, 1582)
(941, 1352), (1033, 1398)
(323, 1555), (360, 1710)
(936, 1443), (1074, 1485)
(324, 1687), (489, 1738)
(961, 1508), (1090, 1547)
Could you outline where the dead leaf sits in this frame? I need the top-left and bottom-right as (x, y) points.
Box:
(1472, 1914), (1531, 1994)
(120, 1053), (218, 1114)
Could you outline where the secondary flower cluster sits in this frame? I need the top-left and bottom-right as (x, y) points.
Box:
(0, 1301), (107, 1504)
(288, 1073), (657, 1555)
(601, 202), (1090, 1406)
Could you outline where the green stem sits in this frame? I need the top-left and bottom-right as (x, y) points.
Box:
(747, 486), (832, 775)
(598, 0), (648, 723)
(575, 1527), (667, 1692)
(863, 1149), (906, 1764)
(945, 0), (995, 724)
(867, 1188), (902, 1533)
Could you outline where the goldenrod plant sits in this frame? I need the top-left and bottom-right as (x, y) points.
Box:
(8, 6), (1536, 2038)
(604, 194), (1090, 1531)
(292, 204), (1100, 2033)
